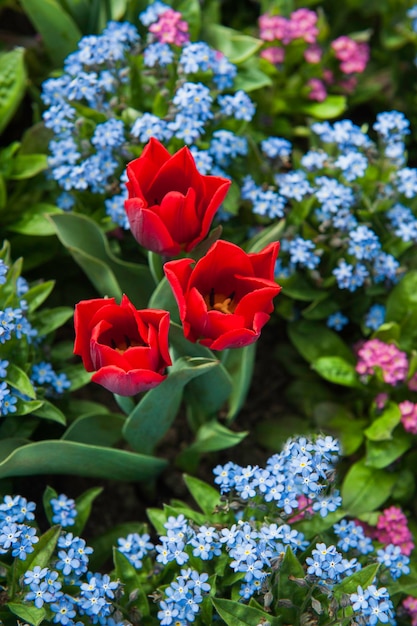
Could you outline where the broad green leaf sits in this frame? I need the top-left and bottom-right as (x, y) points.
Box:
(300, 95), (347, 119)
(6, 363), (36, 398)
(31, 306), (73, 335)
(62, 412), (125, 447)
(364, 402), (401, 441)
(0, 438), (28, 462)
(24, 280), (55, 313)
(123, 356), (220, 454)
(206, 24), (262, 63)
(212, 597), (282, 626)
(223, 343), (256, 420)
(0, 49), (27, 135)
(312, 356), (361, 388)
(0, 440), (166, 481)
(7, 203), (62, 235)
(333, 563), (380, 598)
(233, 57), (273, 92)
(183, 474), (221, 515)
(169, 323), (233, 421)
(7, 603), (46, 626)
(8, 154), (48, 180)
(50, 213), (154, 307)
(32, 400), (66, 425)
(73, 487), (103, 535)
(288, 319), (354, 364)
(366, 430), (412, 468)
(19, 0), (82, 65)
(341, 459), (396, 516)
(148, 276), (180, 320)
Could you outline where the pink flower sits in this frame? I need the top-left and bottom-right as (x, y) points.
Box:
(403, 596), (417, 626)
(149, 8), (189, 46)
(355, 339), (409, 385)
(331, 36), (369, 74)
(258, 14), (288, 42)
(260, 47), (285, 64)
(307, 78), (327, 102)
(399, 400), (417, 435)
(304, 44), (322, 64)
(288, 8), (319, 44)
(375, 392), (389, 410)
(408, 371), (417, 391)
(375, 506), (414, 556)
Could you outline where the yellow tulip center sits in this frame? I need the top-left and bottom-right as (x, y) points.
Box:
(204, 288), (236, 314)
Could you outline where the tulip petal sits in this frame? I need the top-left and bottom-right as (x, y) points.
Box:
(92, 365), (167, 396)
(249, 241), (280, 279)
(202, 327), (259, 351)
(125, 199), (180, 255)
(74, 297), (116, 369)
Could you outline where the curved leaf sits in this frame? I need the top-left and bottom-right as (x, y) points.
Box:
(0, 49), (27, 135)
(0, 440), (166, 481)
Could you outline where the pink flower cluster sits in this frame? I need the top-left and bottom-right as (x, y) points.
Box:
(399, 400), (417, 434)
(403, 596), (417, 626)
(375, 506), (415, 556)
(149, 8), (189, 46)
(356, 338), (409, 385)
(331, 36), (369, 74)
(259, 9), (319, 45)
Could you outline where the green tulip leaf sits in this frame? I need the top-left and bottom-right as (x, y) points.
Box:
(0, 440), (166, 481)
(19, 0), (82, 65)
(62, 412), (125, 447)
(222, 343), (256, 421)
(49, 213), (154, 307)
(122, 356), (220, 454)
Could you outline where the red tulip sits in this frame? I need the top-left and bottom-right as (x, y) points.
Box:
(124, 138), (231, 256)
(164, 240), (281, 351)
(73, 295), (172, 396)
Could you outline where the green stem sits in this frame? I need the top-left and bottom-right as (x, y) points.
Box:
(148, 251), (164, 285)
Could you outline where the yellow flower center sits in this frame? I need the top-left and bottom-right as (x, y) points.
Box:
(204, 288), (236, 314)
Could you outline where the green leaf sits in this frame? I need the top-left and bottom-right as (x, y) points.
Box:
(73, 487), (103, 535)
(333, 563), (380, 599)
(212, 597), (282, 626)
(49, 213), (154, 307)
(24, 280), (55, 313)
(113, 549), (150, 614)
(8, 203), (62, 235)
(7, 602), (46, 626)
(385, 270), (417, 351)
(42, 485), (57, 526)
(63, 363), (92, 391)
(366, 430), (412, 469)
(233, 57), (273, 92)
(32, 400), (66, 425)
(206, 24), (262, 63)
(0, 440), (166, 481)
(6, 363), (36, 398)
(123, 356), (220, 454)
(62, 412), (125, 447)
(312, 356), (361, 388)
(288, 320), (354, 364)
(169, 323), (233, 421)
(245, 219), (285, 254)
(183, 474), (221, 515)
(341, 459), (396, 516)
(364, 402), (401, 441)
(19, 0), (82, 65)
(177, 419), (248, 470)
(223, 343), (256, 421)
(280, 274), (326, 301)
(31, 306), (73, 335)
(148, 276), (180, 320)
(0, 49), (27, 135)
(8, 154), (48, 180)
(300, 95), (347, 119)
